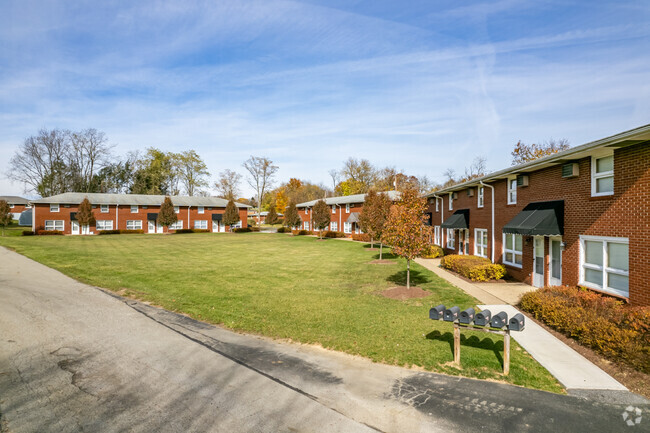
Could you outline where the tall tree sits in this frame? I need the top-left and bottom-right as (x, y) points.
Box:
(274, 189), (289, 213)
(341, 158), (376, 191)
(93, 152), (138, 194)
(265, 206), (279, 225)
(76, 197), (96, 231)
(511, 139), (570, 165)
(312, 199), (331, 239)
(158, 196), (178, 230)
(68, 129), (113, 193)
(214, 169), (242, 200)
(383, 187), (431, 289)
(328, 169), (339, 193)
(223, 199), (240, 231)
(283, 201), (301, 230)
(177, 150), (210, 196)
(359, 190), (378, 248)
(0, 200), (12, 236)
(131, 148), (175, 195)
(242, 156), (278, 224)
(374, 192), (393, 260)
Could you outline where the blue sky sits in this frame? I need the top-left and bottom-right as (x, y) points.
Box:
(1, 0), (649, 197)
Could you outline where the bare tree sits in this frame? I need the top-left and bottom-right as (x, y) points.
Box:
(327, 169), (339, 194)
(177, 150), (210, 196)
(511, 138), (570, 165)
(68, 129), (113, 193)
(242, 156), (278, 224)
(463, 156), (487, 181)
(341, 157), (376, 193)
(214, 169), (242, 200)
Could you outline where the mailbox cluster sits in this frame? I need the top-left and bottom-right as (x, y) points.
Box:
(429, 305), (525, 332)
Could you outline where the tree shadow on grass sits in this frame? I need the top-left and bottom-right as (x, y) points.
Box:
(426, 330), (505, 367)
(372, 252), (398, 260)
(386, 269), (431, 286)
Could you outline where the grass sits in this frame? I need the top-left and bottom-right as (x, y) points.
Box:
(0, 232), (563, 393)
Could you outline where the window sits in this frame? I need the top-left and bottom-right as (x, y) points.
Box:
(96, 220), (113, 231)
(435, 198), (439, 212)
(503, 233), (523, 267)
(174, 206), (180, 214)
(131, 205), (138, 213)
(331, 222), (338, 231)
(475, 229), (488, 258)
(9, 204), (14, 208)
(45, 220), (64, 231)
(345, 204), (350, 213)
(194, 220), (208, 230)
(344, 222), (352, 233)
(477, 187), (484, 208)
(434, 226), (441, 246)
(448, 193), (453, 211)
(198, 206), (204, 214)
(507, 178), (517, 204)
(580, 236), (628, 297)
(446, 229), (455, 249)
(126, 220), (142, 230)
(332, 205), (335, 214)
(305, 207), (309, 214)
(304, 221), (310, 231)
(100, 204), (109, 213)
(592, 153), (614, 196)
(170, 221), (183, 230)
(50, 204), (59, 212)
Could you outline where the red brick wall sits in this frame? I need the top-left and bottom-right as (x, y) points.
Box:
(428, 142), (650, 305)
(297, 203), (363, 235)
(9, 204), (29, 214)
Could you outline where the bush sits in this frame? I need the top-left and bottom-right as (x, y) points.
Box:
(351, 233), (370, 242)
(277, 227), (290, 233)
(420, 244), (444, 259)
(296, 230), (313, 235)
(35, 230), (64, 236)
(97, 229), (145, 235)
(22, 230), (35, 236)
(173, 229), (210, 234)
(440, 254), (506, 281)
(250, 226), (261, 232)
(247, 218), (257, 227)
(233, 227), (252, 233)
(324, 231), (346, 238)
(520, 286), (650, 373)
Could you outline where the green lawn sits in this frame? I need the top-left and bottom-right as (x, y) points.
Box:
(0, 232), (563, 392)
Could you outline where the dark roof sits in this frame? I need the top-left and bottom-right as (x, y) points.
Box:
(18, 209), (32, 226)
(502, 201), (564, 236)
(441, 209), (470, 229)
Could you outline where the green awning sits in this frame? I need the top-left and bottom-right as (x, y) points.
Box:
(502, 201), (564, 236)
(69, 212), (77, 221)
(147, 213), (158, 221)
(441, 209), (469, 229)
(211, 213), (223, 221)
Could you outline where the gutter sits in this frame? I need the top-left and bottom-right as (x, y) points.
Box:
(432, 194), (443, 246)
(480, 181), (495, 263)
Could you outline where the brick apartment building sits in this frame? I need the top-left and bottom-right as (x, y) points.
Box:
(297, 191), (401, 236)
(425, 124), (650, 306)
(0, 196), (31, 220)
(30, 193), (249, 235)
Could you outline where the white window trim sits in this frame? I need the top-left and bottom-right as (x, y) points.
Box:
(305, 207), (309, 214)
(100, 204), (109, 213)
(194, 220), (208, 230)
(174, 206), (180, 214)
(198, 206), (205, 214)
(170, 221), (183, 230)
(579, 235), (629, 298)
(477, 187), (484, 208)
(507, 178), (517, 205)
(331, 206), (335, 214)
(126, 220), (142, 230)
(448, 193), (453, 211)
(304, 221), (310, 230)
(130, 205), (139, 213)
(475, 228), (488, 258)
(50, 204), (60, 212)
(9, 204), (15, 208)
(591, 153), (614, 197)
(345, 204), (350, 213)
(434, 226), (441, 246)
(45, 220), (64, 231)
(446, 228), (455, 249)
(344, 222), (352, 234)
(435, 199), (439, 212)
(331, 222), (338, 231)
(96, 220), (114, 231)
(502, 233), (523, 268)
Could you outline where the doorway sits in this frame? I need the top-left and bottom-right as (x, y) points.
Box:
(549, 236), (562, 286)
(533, 236), (545, 288)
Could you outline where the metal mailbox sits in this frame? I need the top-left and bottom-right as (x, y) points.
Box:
(490, 311), (508, 329)
(474, 310), (491, 326)
(429, 304), (445, 321)
(459, 308), (475, 324)
(443, 306), (460, 322)
(508, 313), (525, 332)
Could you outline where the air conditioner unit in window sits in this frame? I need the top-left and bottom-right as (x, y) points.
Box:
(516, 175), (529, 187)
(562, 163), (579, 178)
(467, 188), (475, 197)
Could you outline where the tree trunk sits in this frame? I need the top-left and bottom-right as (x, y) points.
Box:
(379, 242), (383, 260)
(406, 259), (410, 289)
(370, 237), (374, 249)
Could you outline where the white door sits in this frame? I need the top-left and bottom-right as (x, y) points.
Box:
(71, 221), (80, 235)
(549, 237), (562, 286)
(148, 220), (156, 233)
(533, 236), (545, 288)
(157, 223), (163, 233)
(81, 224), (90, 235)
(212, 220), (219, 233)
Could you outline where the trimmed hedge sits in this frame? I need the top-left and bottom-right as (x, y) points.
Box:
(22, 230), (35, 236)
(97, 229), (145, 235)
(296, 230), (313, 236)
(351, 233), (370, 242)
(277, 227), (290, 233)
(173, 229), (210, 234)
(324, 231), (346, 238)
(420, 244), (444, 259)
(233, 227), (252, 233)
(520, 286), (650, 373)
(35, 230), (63, 236)
(440, 254), (506, 281)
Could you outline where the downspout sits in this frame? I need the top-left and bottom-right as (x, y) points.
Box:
(480, 181), (495, 263)
(187, 206), (190, 230)
(32, 202), (35, 232)
(337, 204), (342, 233)
(432, 194), (443, 245)
(116, 204), (119, 230)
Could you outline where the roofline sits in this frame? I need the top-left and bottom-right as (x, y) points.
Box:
(426, 123), (650, 196)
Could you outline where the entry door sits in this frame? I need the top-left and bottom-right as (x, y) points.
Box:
(71, 221), (80, 235)
(458, 230), (469, 255)
(148, 220), (156, 233)
(549, 237), (562, 286)
(213, 220), (223, 233)
(81, 224), (90, 235)
(157, 222), (163, 233)
(533, 236), (545, 287)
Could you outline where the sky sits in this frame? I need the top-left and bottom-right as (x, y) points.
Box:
(1, 0), (649, 197)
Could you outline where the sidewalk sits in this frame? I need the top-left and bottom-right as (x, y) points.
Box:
(415, 258), (629, 395)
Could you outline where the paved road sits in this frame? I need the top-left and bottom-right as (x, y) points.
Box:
(0, 247), (647, 433)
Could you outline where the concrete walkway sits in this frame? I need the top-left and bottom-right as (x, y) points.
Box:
(415, 258), (629, 395)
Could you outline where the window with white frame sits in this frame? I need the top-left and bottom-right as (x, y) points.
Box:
(503, 233), (523, 267)
(50, 204), (60, 212)
(305, 207), (309, 214)
(435, 198), (439, 212)
(345, 204), (350, 213)
(130, 205), (138, 213)
(591, 153), (614, 196)
(507, 178), (517, 204)
(448, 193), (453, 211)
(580, 236), (628, 297)
(96, 220), (113, 231)
(174, 206), (180, 214)
(477, 187), (484, 208)
(475, 229), (488, 258)
(198, 206), (204, 214)
(9, 204), (15, 208)
(194, 220), (208, 230)
(434, 226), (441, 246)
(331, 222), (338, 231)
(304, 221), (310, 230)
(99, 204), (108, 213)
(446, 229), (455, 249)
(344, 222), (352, 233)
(170, 221), (183, 230)
(126, 220), (142, 230)
(45, 220), (64, 231)
(331, 206), (335, 214)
